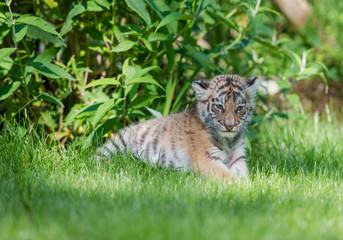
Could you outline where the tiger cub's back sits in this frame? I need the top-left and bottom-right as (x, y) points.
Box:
(98, 110), (203, 171)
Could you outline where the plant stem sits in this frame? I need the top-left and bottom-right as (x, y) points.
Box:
(209, 32), (242, 60)
(253, 0), (261, 16)
(109, 0), (117, 75)
(162, 66), (176, 116)
(142, 49), (165, 67)
(6, 0), (29, 100)
(171, 67), (200, 112)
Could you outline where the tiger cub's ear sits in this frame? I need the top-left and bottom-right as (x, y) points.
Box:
(245, 77), (259, 98)
(192, 80), (211, 101)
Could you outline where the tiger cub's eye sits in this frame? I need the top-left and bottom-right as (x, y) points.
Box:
(214, 104), (224, 112)
(236, 106), (244, 112)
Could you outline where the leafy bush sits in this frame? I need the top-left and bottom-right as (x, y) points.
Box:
(306, 0), (343, 81)
(0, 0), (328, 145)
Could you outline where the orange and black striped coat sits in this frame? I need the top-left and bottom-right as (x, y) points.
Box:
(97, 74), (259, 181)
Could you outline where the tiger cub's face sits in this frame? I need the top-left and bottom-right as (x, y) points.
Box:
(192, 75), (258, 138)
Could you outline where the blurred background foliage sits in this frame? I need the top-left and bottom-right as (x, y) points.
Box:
(0, 0), (341, 146)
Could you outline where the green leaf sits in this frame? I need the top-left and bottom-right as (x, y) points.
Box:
(276, 80), (292, 91)
(300, 67), (321, 78)
(93, 99), (117, 126)
(245, 135), (252, 153)
(85, 78), (121, 88)
(182, 42), (218, 70)
(196, 0), (215, 12)
(42, 0), (59, 9)
(0, 48), (16, 59)
(144, 0), (168, 18)
(163, 75), (176, 116)
(127, 109), (146, 118)
(255, 36), (279, 51)
(0, 12), (7, 21)
(0, 81), (21, 101)
(0, 57), (14, 78)
(155, 12), (185, 33)
(172, 67), (200, 112)
(111, 40), (135, 52)
(284, 50), (302, 71)
(145, 107), (162, 118)
(124, 83), (136, 98)
(83, 117), (118, 148)
(162, 40), (176, 116)
(125, 0), (151, 26)
(34, 47), (59, 63)
(164, 40), (175, 73)
(33, 91), (64, 107)
(206, 8), (240, 32)
(287, 94), (300, 107)
(0, 25), (11, 45)
(126, 76), (165, 90)
(60, 1), (104, 36)
(128, 95), (162, 109)
(27, 62), (75, 80)
(25, 48), (75, 80)
(122, 58), (131, 76)
(134, 66), (160, 78)
(26, 25), (65, 46)
(95, 0), (110, 9)
(39, 112), (57, 130)
(141, 38), (152, 51)
(145, 0), (177, 33)
(14, 24), (28, 42)
(258, 7), (281, 16)
(16, 15), (62, 40)
(66, 1), (104, 20)
(147, 32), (168, 42)
(128, 83), (139, 100)
(64, 103), (103, 126)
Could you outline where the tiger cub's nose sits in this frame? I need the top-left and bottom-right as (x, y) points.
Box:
(225, 124), (234, 131)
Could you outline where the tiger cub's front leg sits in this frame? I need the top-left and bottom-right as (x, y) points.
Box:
(191, 152), (237, 182)
(228, 145), (249, 180)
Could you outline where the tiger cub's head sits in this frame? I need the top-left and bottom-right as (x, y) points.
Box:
(192, 74), (259, 138)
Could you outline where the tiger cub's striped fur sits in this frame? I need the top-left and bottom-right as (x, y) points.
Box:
(97, 74), (259, 181)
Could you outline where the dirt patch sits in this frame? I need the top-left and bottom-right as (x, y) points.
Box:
(293, 79), (343, 118)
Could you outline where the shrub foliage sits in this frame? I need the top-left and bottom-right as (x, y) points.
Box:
(0, 0), (327, 145)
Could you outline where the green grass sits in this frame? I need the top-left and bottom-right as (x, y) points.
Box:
(1, 117), (343, 240)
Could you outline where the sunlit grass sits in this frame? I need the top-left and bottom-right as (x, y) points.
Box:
(1, 117), (342, 240)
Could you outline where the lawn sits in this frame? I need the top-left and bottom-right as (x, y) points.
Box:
(1, 117), (343, 240)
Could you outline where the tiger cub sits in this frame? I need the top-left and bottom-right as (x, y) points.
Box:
(97, 74), (259, 181)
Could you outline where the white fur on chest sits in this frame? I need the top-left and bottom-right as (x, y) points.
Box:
(229, 138), (248, 178)
(210, 138), (246, 163)
(208, 146), (233, 165)
(209, 137), (249, 179)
